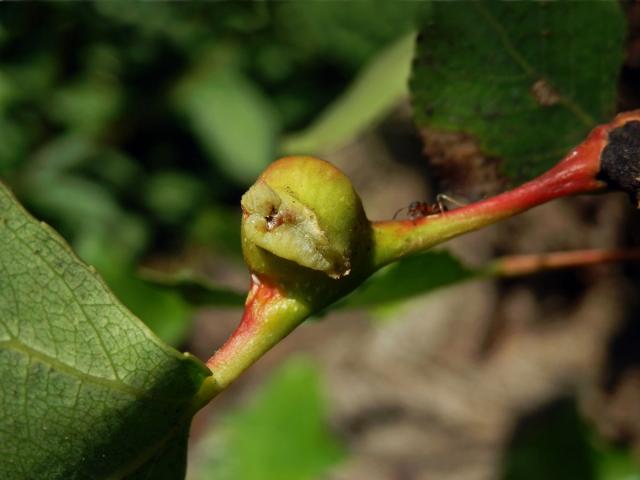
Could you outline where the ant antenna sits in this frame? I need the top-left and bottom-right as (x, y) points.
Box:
(393, 206), (407, 220)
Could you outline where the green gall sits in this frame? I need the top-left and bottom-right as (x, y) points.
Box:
(242, 180), (347, 276)
(241, 156), (368, 281)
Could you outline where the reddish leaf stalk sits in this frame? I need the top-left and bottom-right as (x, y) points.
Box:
(206, 275), (309, 390)
(371, 114), (634, 267)
(206, 276), (276, 381)
(487, 247), (640, 277)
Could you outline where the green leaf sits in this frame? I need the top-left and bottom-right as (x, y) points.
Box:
(188, 206), (242, 258)
(100, 266), (194, 347)
(594, 438), (640, 480)
(174, 67), (279, 185)
(20, 136), (134, 251)
(275, 0), (429, 69)
(143, 171), (204, 224)
(17, 136), (193, 345)
(49, 80), (122, 137)
(0, 182), (210, 479)
(148, 250), (472, 313)
(411, 2), (625, 180)
(343, 250), (474, 308)
(189, 357), (345, 480)
(282, 33), (416, 155)
(139, 268), (245, 308)
(501, 399), (596, 480)
(501, 398), (640, 480)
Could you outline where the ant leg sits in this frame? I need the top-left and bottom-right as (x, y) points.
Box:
(436, 193), (467, 211)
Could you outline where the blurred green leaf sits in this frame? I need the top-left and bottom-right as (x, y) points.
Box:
(144, 171), (205, 224)
(282, 33), (416, 155)
(502, 399), (595, 480)
(139, 268), (245, 308)
(26, 175), (120, 229)
(411, 2), (625, 180)
(0, 118), (28, 175)
(501, 398), (640, 480)
(343, 250), (474, 309)
(188, 206), (242, 258)
(276, 1), (429, 69)
(69, 223), (192, 347)
(93, 2), (204, 47)
(3, 54), (57, 101)
(189, 357), (345, 480)
(20, 136), (147, 264)
(175, 67), (279, 185)
(20, 136), (122, 238)
(25, 134), (97, 177)
(19, 137), (192, 345)
(21, 141), (141, 239)
(86, 149), (142, 192)
(595, 439), (640, 480)
(147, 249), (474, 313)
(103, 267), (193, 347)
(0, 71), (14, 108)
(50, 82), (122, 136)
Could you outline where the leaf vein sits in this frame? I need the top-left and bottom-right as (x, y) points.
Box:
(0, 339), (144, 399)
(3, 223), (123, 381)
(473, 2), (595, 127)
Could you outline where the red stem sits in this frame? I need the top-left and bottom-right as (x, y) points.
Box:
(205, 274), (308, 390)
(372, 116), (621, 266)
(206, 276), (276, 368)
(490, 247), (640, 277)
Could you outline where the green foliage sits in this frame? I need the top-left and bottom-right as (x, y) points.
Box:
(411, 2), (625, 180)
(155, 249), (473, 312)
(139, 268), (245, 308)
(187, 206), (242, 258)
(174, 66), (279, 185)
(0, 2), (424, 341)
(0, 182), (210, 479)
(502, 399), (596, 480)
(1, 3), (634, 478)
(596, 443), (640, 480)
(283, 32), (416, 155)
(343, 250), (474, 308)
(501, 399), (640, 480)
(98, 267), (193, 347)
(189, 358), (345, 480)
(16, 134), (193, 345)
(144, 171), (205, 224)
(276, 1), (428, 70)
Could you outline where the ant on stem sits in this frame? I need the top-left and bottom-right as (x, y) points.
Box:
(393, 194), (465, 220)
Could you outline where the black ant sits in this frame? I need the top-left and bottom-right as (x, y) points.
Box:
(393, 194), (465, 220)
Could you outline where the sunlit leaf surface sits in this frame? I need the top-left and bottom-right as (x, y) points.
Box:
(0, 183), (210, 479)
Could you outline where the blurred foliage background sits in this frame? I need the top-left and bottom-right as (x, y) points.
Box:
(0, 1), (428, 345)
(1, 2), (639, 479)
